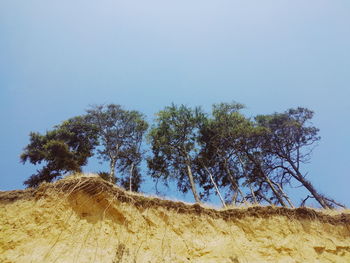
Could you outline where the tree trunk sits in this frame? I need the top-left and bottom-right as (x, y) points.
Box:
(186, 164), (201, 203)
(257, 192), (274, 205)
(288, 161), (330, 209)
(203, 165), (226, 208)
(249, 184), (258, 204)
(225, 166), (247, 204)
(129, 163), (134, 192)
(275, 182), (295, 208)
(232, 190), (238, 204)
(244, 152), (286, 206)
(295, 175), (330, 209)
(109, 158), (116, 183)
(262, 173), (288, 207)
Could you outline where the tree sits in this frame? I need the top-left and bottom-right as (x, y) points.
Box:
(198, 102), (294, 207)
(255, 107), (343, 208)
(21, 116), (99, 187)
(227, 117), (298, 207)
(86, 104), (148, 188)
(118, 135), (145, 192)
(147, 104), (206, 203)
(198, 102), (248, 205)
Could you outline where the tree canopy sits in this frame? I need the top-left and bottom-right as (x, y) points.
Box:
(254, 108), (336, 208)
(86, 104), (148, 190)
(147, 104), (207, 203)
(21, 116), (99, 187)
(20, 102), (345, 208)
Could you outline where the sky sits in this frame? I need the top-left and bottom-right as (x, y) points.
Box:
(1, 0), (349, 207)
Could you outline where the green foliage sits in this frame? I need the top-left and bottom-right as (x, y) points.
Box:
(253, 108), (334, 208)
(21, 116), (99, 188)
(255, 107), (320, 160)
(197, 104), (324, 208)
(86, 104), (148, 190)
(20, 102), (344, 208)
(197, 102), (253, 202)
(119, 166), (143, 192)
(147, 104), (206, 202)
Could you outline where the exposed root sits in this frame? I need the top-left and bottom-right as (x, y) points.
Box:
(1, 175), (349, 225)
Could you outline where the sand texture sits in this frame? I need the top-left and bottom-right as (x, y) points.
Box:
(1, 175), (349, 263)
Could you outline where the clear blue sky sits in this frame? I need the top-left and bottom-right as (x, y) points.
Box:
(1, 1), (349, 206)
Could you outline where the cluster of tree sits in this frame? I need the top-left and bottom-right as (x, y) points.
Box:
(21, 103), (345, 209)
(21, 105), (148, 192)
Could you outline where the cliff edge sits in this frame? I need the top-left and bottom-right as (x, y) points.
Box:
(1, 175), (349, 263)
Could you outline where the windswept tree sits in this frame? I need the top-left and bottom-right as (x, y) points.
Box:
(238, 133), (295, 208)
(86, 104), (148, 188)
(199, 102), (294, 207)
(255, 107), (344, 208)
(21, 116), (99, 188)
(198, 102), (248, 205)
(147, 104), (207, 203)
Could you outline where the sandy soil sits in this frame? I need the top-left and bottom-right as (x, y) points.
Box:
(1, 175), (349, 263)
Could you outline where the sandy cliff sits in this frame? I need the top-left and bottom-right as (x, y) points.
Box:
(1, 175), (349, 263)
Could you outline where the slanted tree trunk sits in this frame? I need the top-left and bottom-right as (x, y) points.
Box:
(262, 173), (288, 207)
(275, 182), (295, 208)
(287, 161), (331, 209)
(249, 184), (258, 204)
(203, 165), (226, 208)
(109, 158), (116, 183)
(295, 175), (330, 209)
(186, 163), (201, 203)
(129, 162), (134, 192)
(257, 192), (273, 205)
(225, 166), (247, 204)
(245, 152), (287, 207)
(232, 190), (239, 204)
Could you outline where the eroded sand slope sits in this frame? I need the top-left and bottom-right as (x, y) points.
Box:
(1, 175), (349, 263)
